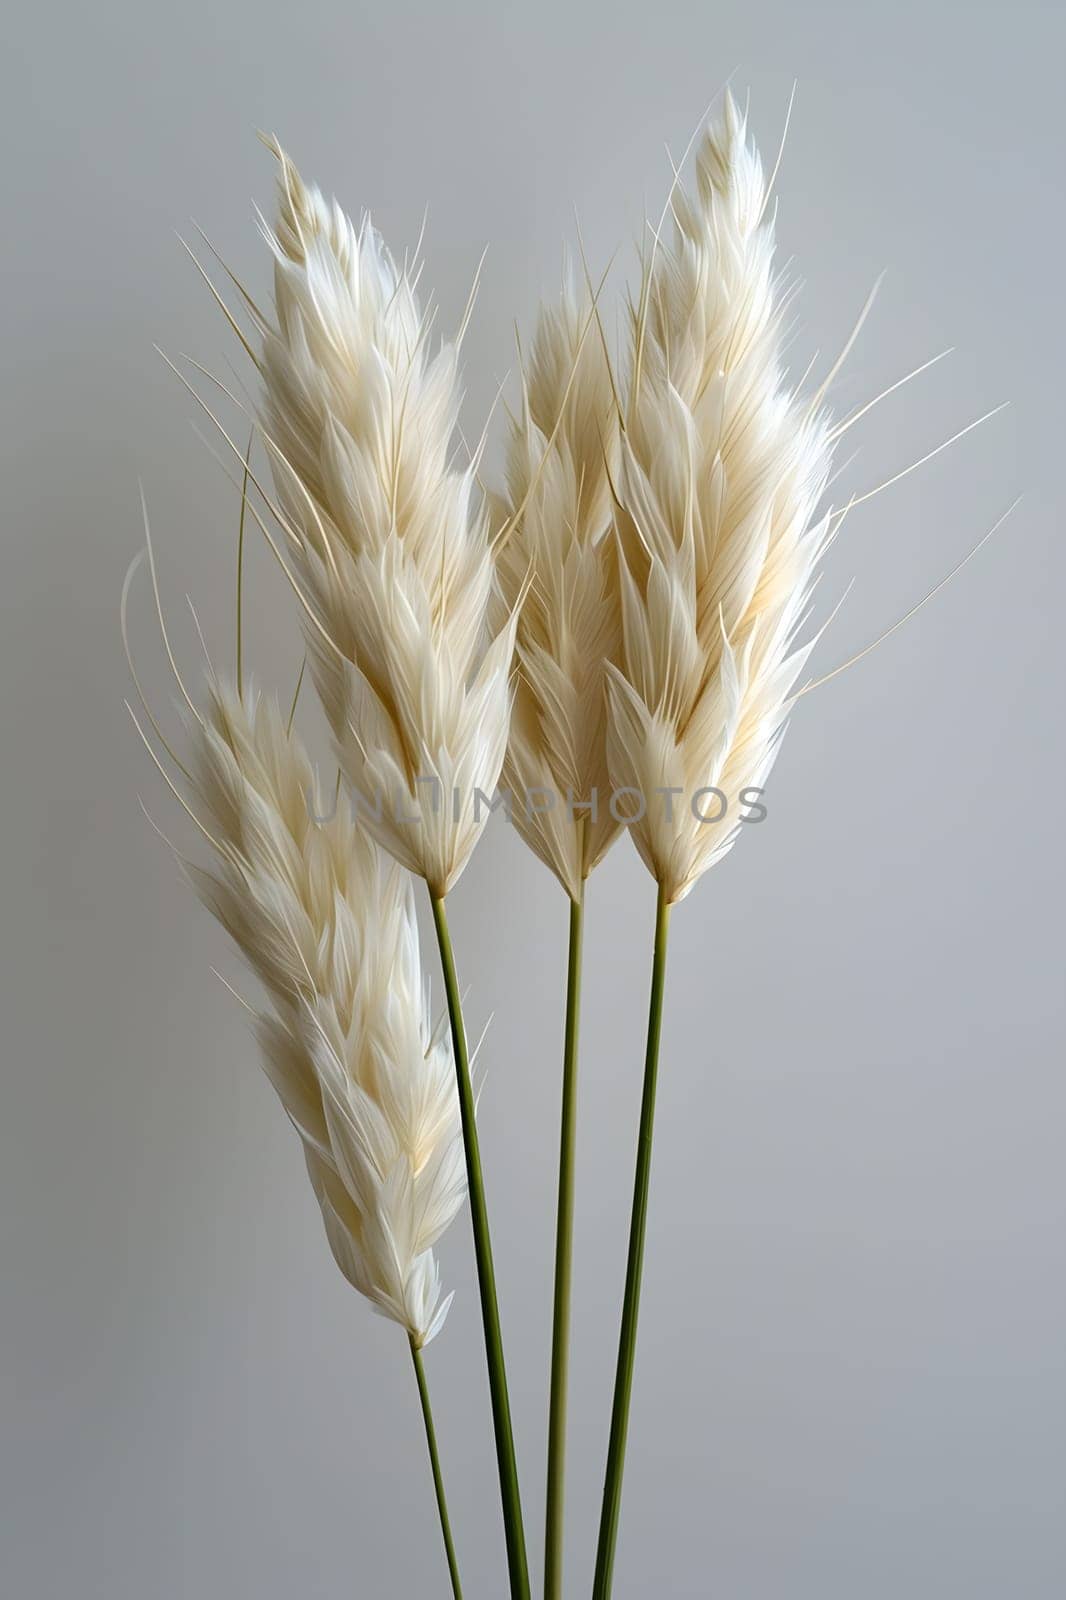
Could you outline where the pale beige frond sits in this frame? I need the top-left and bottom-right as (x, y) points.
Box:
(607, 94), (835, 902)
(257, 147), (513, 894)
(496, 278), (623, 900)
(183, 681), (465, 1345)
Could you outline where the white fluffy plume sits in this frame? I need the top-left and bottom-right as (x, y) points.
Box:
(187, 683), (465, 1346)
(607, 93), (835, 902)
(495, 280), (623, 902)
(257, 143), (516, 897)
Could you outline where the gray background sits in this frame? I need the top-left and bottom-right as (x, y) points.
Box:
(2, 1), (1063, 1595)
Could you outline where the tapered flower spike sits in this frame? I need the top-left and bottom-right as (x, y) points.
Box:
(257, 147), (532, 1597)
(495, 277), (623, 902)
(595, 95), (838, 1600)
(606, 91), (835, 904)
(492, 277), (624, 1599)
(186, 681), (465, 1347)
(257, 141), (516, 899)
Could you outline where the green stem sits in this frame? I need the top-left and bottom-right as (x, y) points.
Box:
(429, 893), (531, 1600)
(410, 1336), (464, 1600)
(544, 889), (584, 1600)
(592, 881), (672, 1600)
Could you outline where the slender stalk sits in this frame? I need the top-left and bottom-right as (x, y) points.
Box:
(592, 881), (672, 1600)
(544, 888), (584, 1600)
(235, 430), (252, 702)
(410, 1336), (464, 1600)
(429, 893), (531, 1600)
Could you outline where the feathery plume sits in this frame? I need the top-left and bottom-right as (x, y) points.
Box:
(594, 97), (840, 1599)
(254, 147), (532, 1592)
(493, 277), (624, 1597)
(187, 682), (465, 1347)
(606, 93), (835, 903)
(257, 142), (515, 897)
(495, 279), (623, 902)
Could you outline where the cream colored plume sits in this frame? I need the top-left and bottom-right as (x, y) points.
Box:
(257, 142), (515, 897)
(607, 93), (835, 902)
(495, 281), (623, 902)
(187, 683), (465, 1346)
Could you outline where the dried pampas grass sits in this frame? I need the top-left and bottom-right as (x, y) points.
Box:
(126, 626), (469, 1589)
(496, 278), (623, 903)
(594, 92), (839, 1596)
(493, 274), (624, 1597)
(258, 142), (515, 901)
(128, 87), (1007, 1600)
(187, 682), (466, 1348)
(256, 142), (531, 1595)
(607, 91), (834, 906)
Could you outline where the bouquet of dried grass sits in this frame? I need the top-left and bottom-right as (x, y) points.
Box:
(128, 91), (1009, 1599)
